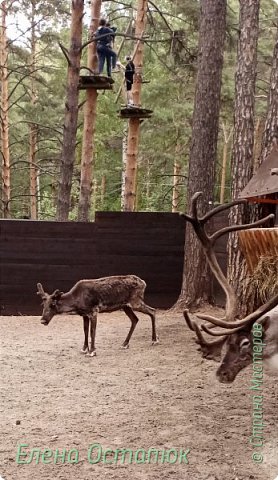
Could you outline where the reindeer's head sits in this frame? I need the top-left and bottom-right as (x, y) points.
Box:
(216, 328), (254, 383)
(37, 283), (64, 325)
(198, 312), (271, 383)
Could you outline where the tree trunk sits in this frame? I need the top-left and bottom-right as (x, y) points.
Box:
(121, 124), (128, 210)
(91, 178), (97, 218)
(145, 157), (151, 208)
(251, 29), (278, 241)
(220, 123), (232, 204)
(0, 1), (10, 218)
(132, 0), (146, 108)
(228, 0), (260, 317)
(260, 28), (278, 163)
(100, 174), (106, 207)
(122, 0), (147, 212)
(78, 0), (101, 221)
(124, 118), (140, 210)
(29, 124), (38, 219)
(253, 117), (264, 172)
(29, 4), (38, 220)
(177, 0), (227, 308)
(172, 160), (181, 212)
(56, 0), (84, 221)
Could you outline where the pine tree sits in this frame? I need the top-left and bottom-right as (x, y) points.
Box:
(78, 0), (101, 222)
(228, 0), (260, 317)
(0, 0), (11, 218)
(177, 0), (227, 307)
(260, 27), (278, 161)
(56, 0), (84, 221)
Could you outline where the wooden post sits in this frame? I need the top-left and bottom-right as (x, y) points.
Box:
(0, 1), (10, 218)
(78, 0), (101, 221)
(123, 0), (148, 212)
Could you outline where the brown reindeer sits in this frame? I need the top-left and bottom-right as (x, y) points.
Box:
(37, 275), (158, 357)
(182, 192), (278, 382)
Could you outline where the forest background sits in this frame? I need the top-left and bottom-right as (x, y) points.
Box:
(1, 0), (277, 221)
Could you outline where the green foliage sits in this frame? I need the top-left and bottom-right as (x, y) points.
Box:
(2, 0), (278, 219)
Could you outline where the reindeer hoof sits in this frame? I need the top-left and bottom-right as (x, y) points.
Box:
(86, 350), (96, 357)
(81, 347), (88, 354)
(120, 344), (129, 350)
(152, 339), (159, 346)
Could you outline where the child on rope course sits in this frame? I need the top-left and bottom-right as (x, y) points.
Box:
(125, 56), (136, 106)
(117, 55), (136, 106)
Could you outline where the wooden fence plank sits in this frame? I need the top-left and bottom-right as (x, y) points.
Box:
(0, 212), (227, 314)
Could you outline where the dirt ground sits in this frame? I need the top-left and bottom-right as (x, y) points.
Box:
(0, 310), (277, 480)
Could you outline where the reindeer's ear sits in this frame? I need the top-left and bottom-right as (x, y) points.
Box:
(52, 289), (63, 300)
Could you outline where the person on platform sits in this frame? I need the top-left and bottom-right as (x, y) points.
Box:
(117, 55), (136, 106)
(124, 55), (135, 106)
(94, 19), (117, 77)
(106, 22), (116, 47)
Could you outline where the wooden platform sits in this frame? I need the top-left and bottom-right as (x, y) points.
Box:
(78, 75), (114, 90)
(119, 106), (153, 119)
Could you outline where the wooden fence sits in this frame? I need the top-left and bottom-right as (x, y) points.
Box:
(0, 212), (228, 315)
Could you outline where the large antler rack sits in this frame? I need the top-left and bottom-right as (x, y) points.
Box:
(182, 192), (276, 358)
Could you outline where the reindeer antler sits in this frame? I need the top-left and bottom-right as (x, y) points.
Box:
(182, 192), (277, 356)
(182, 192), (275, 324)
(37, 283), (47, 299)
(200, 292), (278, 336)
(183, 310), (226, 361)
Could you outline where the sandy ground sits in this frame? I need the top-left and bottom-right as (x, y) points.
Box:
(0, 310), (277, 480)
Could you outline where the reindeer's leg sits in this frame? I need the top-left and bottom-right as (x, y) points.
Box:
(134, 302), (158, 345)
(121, 306), (139, 349)
(87, 312), (97, 357)
(81, 316), (89, 354)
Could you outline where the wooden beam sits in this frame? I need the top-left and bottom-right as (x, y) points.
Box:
(247, 196), (278, 204)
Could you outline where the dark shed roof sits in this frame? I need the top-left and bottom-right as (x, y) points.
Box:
(239, 146), (278, 198)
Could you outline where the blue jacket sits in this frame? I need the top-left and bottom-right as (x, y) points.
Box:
(95, 26), (116, 47)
